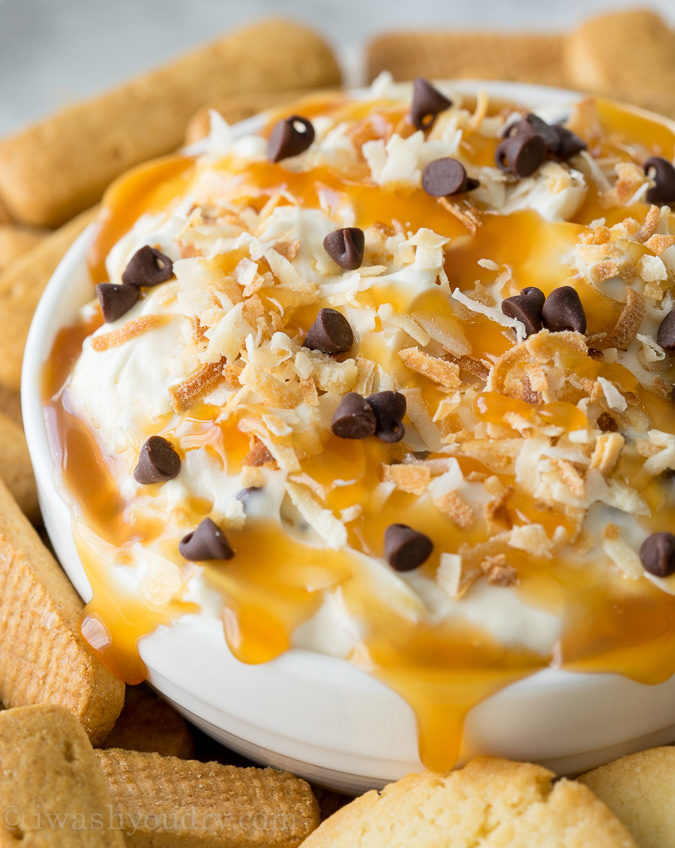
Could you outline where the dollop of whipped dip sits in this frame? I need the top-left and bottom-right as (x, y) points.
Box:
(49, 76), (675, 769)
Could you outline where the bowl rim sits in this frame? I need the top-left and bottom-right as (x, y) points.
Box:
(20, 78), (675, 706)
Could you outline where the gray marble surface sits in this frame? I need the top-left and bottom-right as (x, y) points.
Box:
(0, 0), (673, 135)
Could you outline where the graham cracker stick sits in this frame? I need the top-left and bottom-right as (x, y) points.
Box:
(0, 411), (39, 522)
(565, 9), (675, 119)
(101, 684), (194, 759)
(185, 88), (327, 146)
(0, 205), (98, 392)
(0, 705), (125, 847)
(96, 748), (320, 848)
(0, 19), (341, 228)
(0, 223), (48, 273)
(366, 30), (567, 88)
(0, 477), (124, 743)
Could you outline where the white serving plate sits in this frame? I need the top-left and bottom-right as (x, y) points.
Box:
(22, 81), (675, 793)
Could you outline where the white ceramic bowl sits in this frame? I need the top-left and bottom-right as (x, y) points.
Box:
(22, 81), (675, 794)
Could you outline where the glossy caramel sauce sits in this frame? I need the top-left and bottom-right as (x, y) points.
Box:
(43, 92), (675, 770)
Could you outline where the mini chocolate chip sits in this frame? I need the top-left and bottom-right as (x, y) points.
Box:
(384, 523), (433, 572)
(422, 158), (479, 197)
(366, 390), (407, 443)
(179, 517), (234, 562)
(542, 286), (587, 334)
(323, 227), (365, 270)
(267, 115), (315, 162)
(639, 532), (675, 577)
(331, 393), (377, 439)
(501, 286), (545, 337)
(644, 156), (675, 205)
(410, 77), (452, 131)
(122, 246), (174, 287)
(508, 113), (560, 153)
(134, 436), (181, 485)
(597, 412), (618, 432)
(495, 131), (547, 177)
(656, 308), (675, 350)
(588, 347), (604, 360)
(96, 283), (139, 323)
(303, 308), (354, 355)
(551, 125), (587, 161)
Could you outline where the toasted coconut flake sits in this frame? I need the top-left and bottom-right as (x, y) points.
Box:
(399, 346), (461, 389)
(436, 552), (480, 600)
(169, 357), (228, 412)
(353, 358), (377, 395)
(91, 315), (167, 352)
(378, 304), (430, 345)
(486, 487), (512, 529)
(243, 437), (277, 468)
(240, 363), (301, 408)
(433, 490), (474, 529)
(603, 288), (645, 350)
(553, 458), (586, 499)
(508, 524), (553, 557)
(638, 254), (668, 283)
(438, 198), (480, 234)
(602, 523), (643, 580)
(240, 465), (267, 488)
(452, 288), (525, 341)
(382, 463), (431, 495)
(645, 233), (675, 255)
(597, 376), (627, 412)
(590, 432), (625, 475)
(481, 553), (518, 587)
(636, 205), (661, 242)
(285, 482), (347, 548)
(413, 313), (472, 357)
(401, 387), (443, 451)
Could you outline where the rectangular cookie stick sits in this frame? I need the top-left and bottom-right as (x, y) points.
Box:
(0, 205), (98, 392)
(96, 748), (320, 848)
(0, 411), (39, 522)
(0, 477), (124, 743)
(0, 224), (48, 274)
(366, 30), (567, 87)
(0, 705), (125, 847)
(101, 684), (194, 759)
(0, 19), (341, 227)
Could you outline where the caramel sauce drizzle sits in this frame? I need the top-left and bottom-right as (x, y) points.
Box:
(43, 94), (675, 768)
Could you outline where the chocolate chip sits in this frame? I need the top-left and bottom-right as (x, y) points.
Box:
(267, 115), (315, 163)
(366, 391), (406, 443)
(179, 517), (234, 562)
(639, 532), (675, 577)
(303, 308), (354, 355)
(410, 77), (452, 131)
(597, 412), (618, 432)
(501, 287), (545, 337)
(134, 436), (181, 485)
(509, 114), (560, 152)
(122, 246), (174, 287)
(323, 227), (365, 270)
(644, 156), (675, 205)
(331, 393), (377, 440)
(236, 487), (262, 511)
(551, 125), (587, 161)
(384, 523), (433, 572)
(588, 347), (604, 360)
(656, 308), (675, 350)
(496, 132), (547, 178)
(542, 286), (587, 334)
(96, 283), (140, 323)
(421, 158), (479, 197)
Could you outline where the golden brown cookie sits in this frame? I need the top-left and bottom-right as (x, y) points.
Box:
(579, 747), (675, 848)
(0, 19), (341, 228)
(0, 224), (48, 273)
(302, 758), (637, 848)
(0, 411), (39, 522)
(96, 748), (320, 848)
(101, 684), (194, 759)
(0, 205), (98, 392)
(184, 88), (334, 146)
(564, 10), (675, 118)
(0, 705), (125, 846)
(0, 477), (124, 743)
(366, 31), (567, 87)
